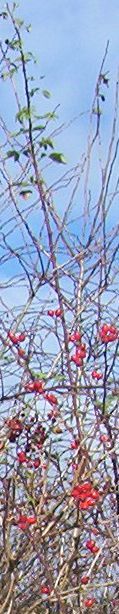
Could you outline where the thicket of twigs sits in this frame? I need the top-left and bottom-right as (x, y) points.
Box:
(0, 4), (119, 613)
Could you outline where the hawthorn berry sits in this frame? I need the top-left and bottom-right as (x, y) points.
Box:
(17, 451), (27, 463)
(44, 392), (58, 405)
(79, 497), (96, 510)
(17, 514), (36, 530)
(17, 347), (26, 358)
(86, 540), (95, 551)
(99, 324), (118, 343)
(86, 542), (99, 554)
(91, 545), (99, 554)
(33, 458), (40, 468)
(100, 434), (109, 443)
(40, 585), (51, 595)
(76, 344), (86, 358)
(47, 309), (55, 317)
(70, 439), (79, 450)
(71, 355), (83, 366)
(81, 575), (89, 585)
(55, 308), (62, 317)
(101, 324), (109, 333)
(25, 382), (35, 392)
(91, 527), (99, 535)
(72, 462), (78, 470)
(8, 331), (26, 344)
(25, 380), (44, 393)
(84, 597), (96, 607)
(32, 380), (44, 393)
(92, 370), (102, 380)
(69, 331), (82, 342)
(71, 483), (100, 509)
(7, 418), (23, 441)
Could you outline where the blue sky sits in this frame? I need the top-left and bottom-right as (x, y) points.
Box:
(0, 0), (119, 299)
(1, 1), (119, 165)
(16, 0), (119, 134)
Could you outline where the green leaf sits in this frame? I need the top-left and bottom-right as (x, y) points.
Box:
(42, 89), (51, 99)
(22, 149), (30, 157)
(31, 371), (47, 380)
(1, 67), (17, 79)
(53, 374), (66, 381)
(40, 152), (46, 159)
(0, 11), (8, 19)
(33, 124), (45, 131)
(26, 23), (32, 33)
(30, 87), (39, 97)
(15, 18), (24, 27)
(49, 152), (67, 164)
(93, 107), (102, 115)
(7, 150), (19, 162)
(16, 106), (31, 124)
(20, 190), (32, 199)
(15, 52), (33, 65)
(40, 137), (54, 149)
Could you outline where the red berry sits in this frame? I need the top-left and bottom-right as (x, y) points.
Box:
(100, 434), (109, 443)
(7, 418), (23, 434)
(99, 324), (118, 343)
(33, 458), (40, 468)
(86, 540), (95, 551)
(40, 585), (51, 595)
(81, 575), (89, 585)
(79, 497), (96, 509)
(71, 355), (83, 366)
(17, 347), (26, 357)
(8, 331), (26, 344)
(33, 380), (44, 393)
(25, 380), (44, 393)
(76, 344), (86, 358)
(69, 331), (82, 342)
(17, 333), (26, 342)
(72, 462), (78, 470)
(27, 516), (36, 525)
(101, 324), (109, 333)
(92, 545), (99, 554)
(92, 370), (102, 380)
(17, 451), (27, 463)
(84, 597), (96, 607)
(17, 514), (36, 530)
(47, 309), (55, 317)
(44, 392), (58, 405)
(25, 382), (35, 392)
(8, 331), (19, 344)
(55, 308), (62, 317)
(71, 440), (79, 450)
(89, 488), (99, 500)
(91, 527), (99, 535)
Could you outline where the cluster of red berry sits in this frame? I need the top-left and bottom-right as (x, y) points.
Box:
(47, 308), (62, 317)
(40, 585), (51, 595)
(17, 451), (40, 468)
(25, 380), (44, 393)
(8, 330), (26, 344)
(84, 597), (96, 607)
(71, 345), (86, 367)
(86, 539), (99, 554)
(17, 513), (37, 530)
(25, 381), (58, 408)
(71, 482), (100, 510)
(6, 418), (23, 442)
(68, 331), (82, 342)
(44, 392), (58, 405)
(99, 324), (118, 343)
(92, 370), (102, 380)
